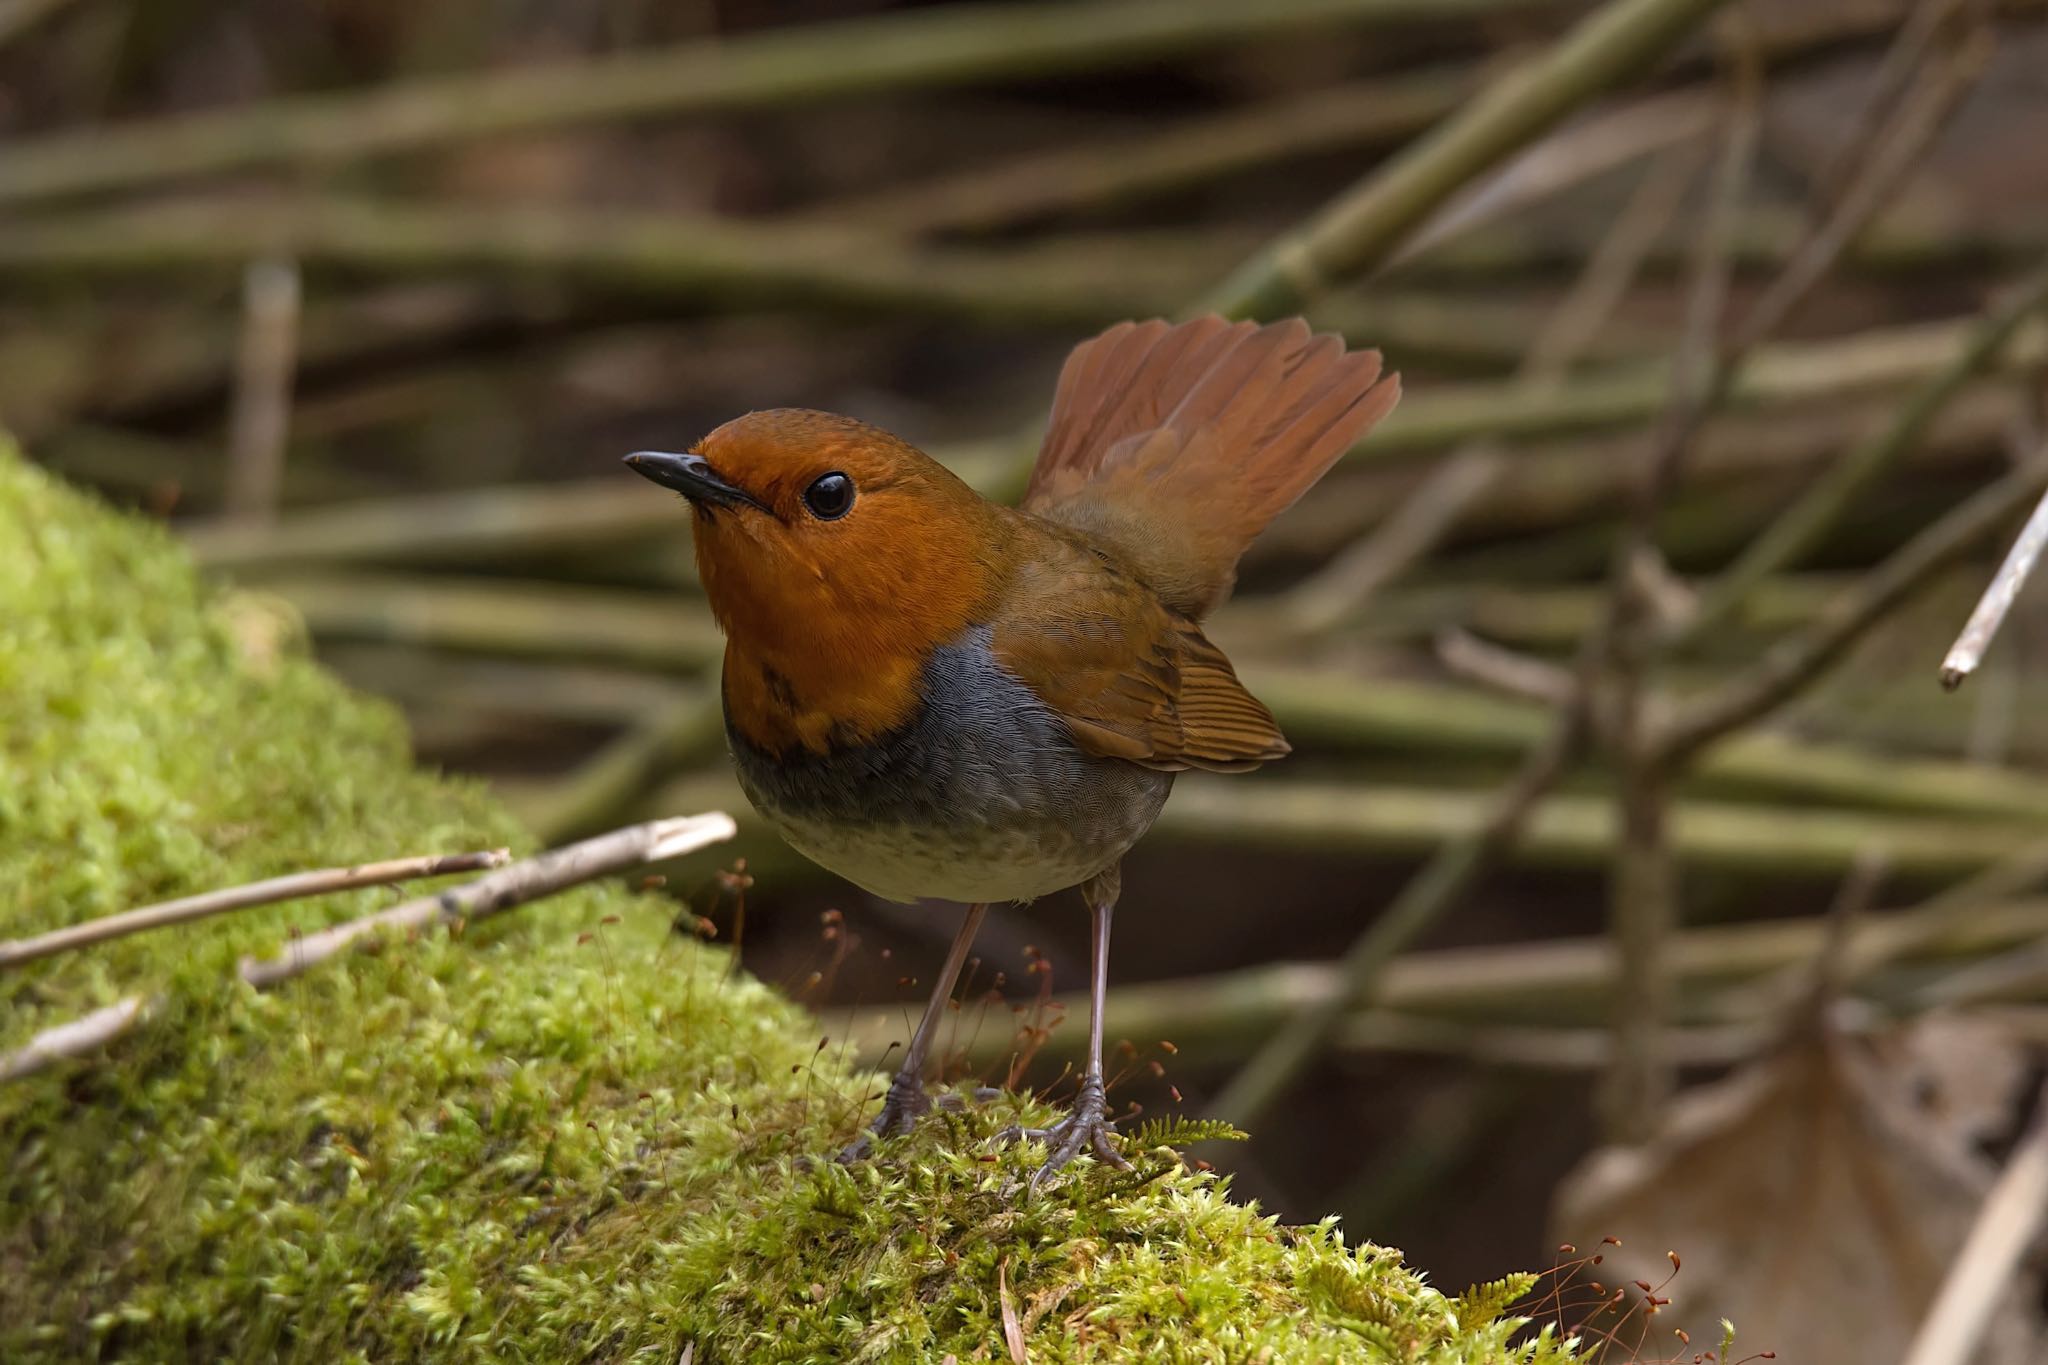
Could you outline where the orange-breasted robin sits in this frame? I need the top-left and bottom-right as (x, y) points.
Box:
(625, 316), (1398, 1180)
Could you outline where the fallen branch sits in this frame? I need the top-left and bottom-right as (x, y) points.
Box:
(0, 848), (509, 969)
(239, 814), (735, 989)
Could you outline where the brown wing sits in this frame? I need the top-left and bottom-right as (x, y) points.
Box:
(989, 532), (1286, 773)
(1025, 315), (1398, 620)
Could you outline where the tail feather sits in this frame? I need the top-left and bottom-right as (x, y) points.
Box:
(1024, 315), (1398, 618)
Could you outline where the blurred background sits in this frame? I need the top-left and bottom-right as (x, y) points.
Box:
(6, 0), (2048, 1356)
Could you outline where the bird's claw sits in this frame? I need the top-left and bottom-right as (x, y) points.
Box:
(837, 1069), (932, 1163)
(997, 1077), (1131, 1188)
(839, 1078), (1005, 1162)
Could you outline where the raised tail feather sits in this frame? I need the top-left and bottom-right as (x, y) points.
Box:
(1023, 315), (1399, 619)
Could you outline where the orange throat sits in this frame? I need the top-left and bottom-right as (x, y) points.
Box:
(695, 506), (1007, 757)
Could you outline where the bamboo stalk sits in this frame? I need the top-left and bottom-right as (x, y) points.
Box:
(1154, 777), (2044, 880)
(1201, 0), (1738, 316)
(0, 849), (510, 969)
(835, 896), (2048, 1068)
(255, 574), (725, 672)
(0, 0), (1545, 205)
(0, 199), (1216, 327)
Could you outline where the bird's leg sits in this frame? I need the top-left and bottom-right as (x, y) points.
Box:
(838, 901), (989, 1162)
(1000, 866), (1133, 1187)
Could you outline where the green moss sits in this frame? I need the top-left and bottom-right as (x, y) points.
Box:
(0, 447), (1582, 1363)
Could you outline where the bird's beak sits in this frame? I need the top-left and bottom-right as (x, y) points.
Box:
(623, 450), (766, 513)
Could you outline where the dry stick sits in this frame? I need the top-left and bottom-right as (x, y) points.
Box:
(0, 818), (734, 1085)
(1898, 1081), (2048, 1365)
(1940, 442), (2048, 688)
(223, 257), (302, 525)
(1199, 0), (1740, 317)
(1661, 461), (2048, 763)
(0, 997), (155, 1084)
(1280, 122), (1705, 634)
(1434, 628), (1576, 705)
(1599, 46), (1760, 1142)
(239, 813), (735, 989)
(0, 849), (511, 969)
(0, 0), (1534, 206)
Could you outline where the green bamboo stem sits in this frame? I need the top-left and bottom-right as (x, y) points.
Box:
(257, 575), (723, 672)
(1155, 777), (2041, 879)
(639, 765), (2043, 884)
(1242, 667), (2048, 824)
(0, 0), (1548, 206)
(0, 200), (1223, 327)
(181, 314), (2041, 576)
(835, 896), (2048, 1069)
(1200, 0), (1737, 316)
(318, 645), (684, 727)
(1361, 314), (2047, 465)
(184, 478), (691, 571)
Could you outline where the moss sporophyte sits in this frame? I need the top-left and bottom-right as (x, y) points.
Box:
(0, 447), (1587, 1361)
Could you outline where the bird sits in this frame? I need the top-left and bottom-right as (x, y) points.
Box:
(624, 315), (1398, 1182)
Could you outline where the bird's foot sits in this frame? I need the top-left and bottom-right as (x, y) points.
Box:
(839, 1074), (1003, 1162)
(838, 1068), (931, 1163)
(996, 1077), (1131, 1189)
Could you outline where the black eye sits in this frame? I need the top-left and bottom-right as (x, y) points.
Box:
(802, 471), (855, 520)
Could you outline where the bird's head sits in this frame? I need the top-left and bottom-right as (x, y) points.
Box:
(626, 408), (1007, 752)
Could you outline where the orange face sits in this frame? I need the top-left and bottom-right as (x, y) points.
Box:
(628, 409), (1008, 755)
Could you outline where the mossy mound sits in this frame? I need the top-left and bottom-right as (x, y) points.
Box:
(0, 447), (1580, 1363)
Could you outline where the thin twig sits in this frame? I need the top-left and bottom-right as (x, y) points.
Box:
(1941, 444), (2048, 688)
(1599, 45), (1760, 1141)
(1730, 23), (1990, 351)
(0, 997), (156, 1083)
(238, 814), (734, 989)
(1898, 1080), (2048, 1365)
(0, 849), (510, 969)
(1435, 627), (1575, 706)
(223, 257), (302, 525)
